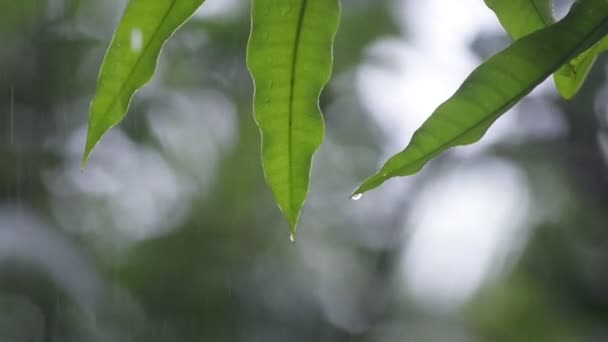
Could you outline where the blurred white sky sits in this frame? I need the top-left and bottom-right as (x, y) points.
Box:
(358, 0), (509, 153)
(356, 0), (533, 312)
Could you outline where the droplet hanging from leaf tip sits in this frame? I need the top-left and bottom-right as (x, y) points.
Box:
(350, 193), (362, 201)
(289, 233), (296, 242)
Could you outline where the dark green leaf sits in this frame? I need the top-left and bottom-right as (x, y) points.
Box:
(354, 0), (608, 195)
(247, 0), (340, 236)
(484, 0), (608, 99)
(83, 0), (206, 164)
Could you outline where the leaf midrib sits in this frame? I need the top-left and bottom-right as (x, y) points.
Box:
(530, 0), (551, 27)
(99, 0), (177, 124)
(390, 17), (608, 177)
(286, 0), (308, 216)
(510, 1), (579, 77)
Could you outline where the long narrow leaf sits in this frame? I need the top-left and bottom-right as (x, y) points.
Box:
(354, 0), (608, 195)
(83, 0), (205, 164)
(485, 0), (608, 99)
(247, 0), (340, 236)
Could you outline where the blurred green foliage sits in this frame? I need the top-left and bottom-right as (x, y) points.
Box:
(0, 1), (608, 341)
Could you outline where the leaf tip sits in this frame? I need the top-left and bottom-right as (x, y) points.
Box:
(555, 84), (576, 100)
(81, 151), (91, 172)
(352, 172), (387, 197)
(288, 218), (298, 243)
(80, 158), (88, 172)
(553, 75), (577, 100)
(81, 136), (96, 170)
(285, 210), (299, 243)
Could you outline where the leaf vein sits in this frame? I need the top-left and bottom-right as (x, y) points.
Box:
(287, 0), (309, 214)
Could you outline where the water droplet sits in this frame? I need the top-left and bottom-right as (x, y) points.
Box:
(130, 28), (143, 53)
(350, 193), (362, 201)
(289, 233), (295, 242)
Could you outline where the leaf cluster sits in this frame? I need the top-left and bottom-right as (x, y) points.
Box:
(84, 0), (608, 237)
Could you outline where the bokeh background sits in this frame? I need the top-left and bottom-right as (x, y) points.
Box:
(1, 0), (608, 340)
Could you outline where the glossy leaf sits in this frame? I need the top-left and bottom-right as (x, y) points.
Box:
(247, 0), (340, 235)
(485, 0), (608, 99)
(83, 0), (205, 164)
(554, 36), (608, 99)
(354, 0), (608, 195)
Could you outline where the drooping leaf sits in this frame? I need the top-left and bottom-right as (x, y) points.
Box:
(354, 0), (608, 195)
(554, 36), (608, 99)
(247, 0), (340, 236)
(83, 0), (206, 164)
(484, 0), (554, 40)
(484, 0), (608, 99)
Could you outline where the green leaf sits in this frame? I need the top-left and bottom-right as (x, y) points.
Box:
(354, 0), (608, 195)
(554, 36), (608, 99)
(484, 0), (554, 40)
(484, 0), (608, 99)
(247, 0), (340, 236)
(83, 0), (205, 164)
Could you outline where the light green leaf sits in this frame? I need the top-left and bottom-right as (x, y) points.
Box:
(485, 0), (554, 40)
(83, 0), (205, 164)
(554, 36), (608, 99)
(247, 0), (340, 236)
(354, 0), (608, 195)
